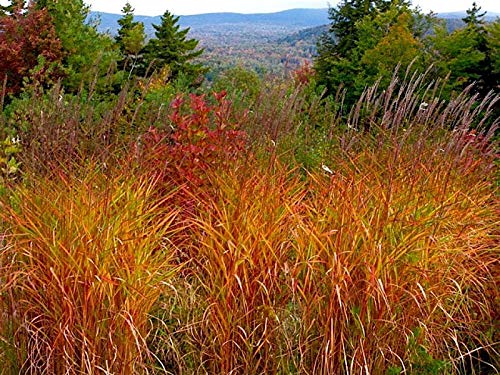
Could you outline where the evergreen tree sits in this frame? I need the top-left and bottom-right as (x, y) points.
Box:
(464, 3), (495, 94)
(315, 0), (430, 104)
(486, 20), (500, 79)
(462, 2), (486, 27)
(34, 0), (119, 93)
(116, 2), (145, 78)
(321, 0), (398, 58)
(144, 10), (205, 83)
(431, 2), (496, 95)
(315, 0), (382, 99)
(116, 3), (138, 48)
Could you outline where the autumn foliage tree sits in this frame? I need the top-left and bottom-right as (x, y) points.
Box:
(0, 1), (63, 95)
(315, 0), (435, 104)
(357, 9), (426, 87)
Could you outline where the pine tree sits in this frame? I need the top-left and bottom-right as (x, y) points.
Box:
(116, 3), (137, 48)
(431, 2), (496, 95)
(116, 2), (145, 78)
(462, 2), (486, 27)
(144, 10), (205, 83)
(314, 0), (386, 99)
(34, 0), (119, 92)
(486, 20), (500, 78)
(462, 2), (493, 94)
(314, 0), (428, 103)
(321, 0), (397, 58)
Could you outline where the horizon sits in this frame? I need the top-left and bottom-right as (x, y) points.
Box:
(89, 7), (500, 18)
(86, 6), (500, 19)
(0, 0), (499, 16)
(83, 1), (500, 17)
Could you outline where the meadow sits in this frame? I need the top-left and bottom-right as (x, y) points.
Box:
(0, 70), (498, 374)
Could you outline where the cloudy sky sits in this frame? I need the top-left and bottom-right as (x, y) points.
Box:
(83, 0), (500, 16)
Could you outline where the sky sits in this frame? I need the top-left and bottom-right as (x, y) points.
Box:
(82, 0), (500, 16)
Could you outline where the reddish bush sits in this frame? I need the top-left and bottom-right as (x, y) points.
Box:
(0, 2), (63, 94)
(133, 91), (248, 211)
(291, 60), (315, 86)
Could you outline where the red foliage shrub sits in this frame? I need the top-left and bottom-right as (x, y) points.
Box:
(133, 91), (248, 211)
(0, 2), (63, 94)
(291, 60), (315, 86)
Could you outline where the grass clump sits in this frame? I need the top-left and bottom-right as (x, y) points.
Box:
(0, 167), (180, 373)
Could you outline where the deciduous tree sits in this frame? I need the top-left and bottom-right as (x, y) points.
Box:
(430, 3), (496, 95)
(0, 1), (63, 94)
(360, 12), (424, 87)
(315, 0), (432, 104)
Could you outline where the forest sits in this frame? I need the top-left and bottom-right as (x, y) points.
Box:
(0, 0), (498, 373)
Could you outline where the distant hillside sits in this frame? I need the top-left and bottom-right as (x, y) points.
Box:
(90, 8), (499, 37)
(90, 8), (330, 36)
(437, 11), (499, 32)
(277, 11), (499, 48)
(87, 8), (500, 79)
(179, 9), (329, 27)
(438, 11), (499, 20)
(89, 12), (157, 36)
(278, 25), (328, 46)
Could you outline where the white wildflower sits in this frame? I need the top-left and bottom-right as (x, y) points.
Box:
(322, 164), (334, 174)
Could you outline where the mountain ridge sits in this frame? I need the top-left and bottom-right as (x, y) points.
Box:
(90, 8), (499, 38)
(90, 8), (331, 36)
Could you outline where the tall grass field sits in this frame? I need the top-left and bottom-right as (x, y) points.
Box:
(0, 73), (498, 374)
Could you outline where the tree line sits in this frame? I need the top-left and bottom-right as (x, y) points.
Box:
(0, 1), (205, 96)
(315, 0), (499, 105)
(0, 0), (499, 105)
